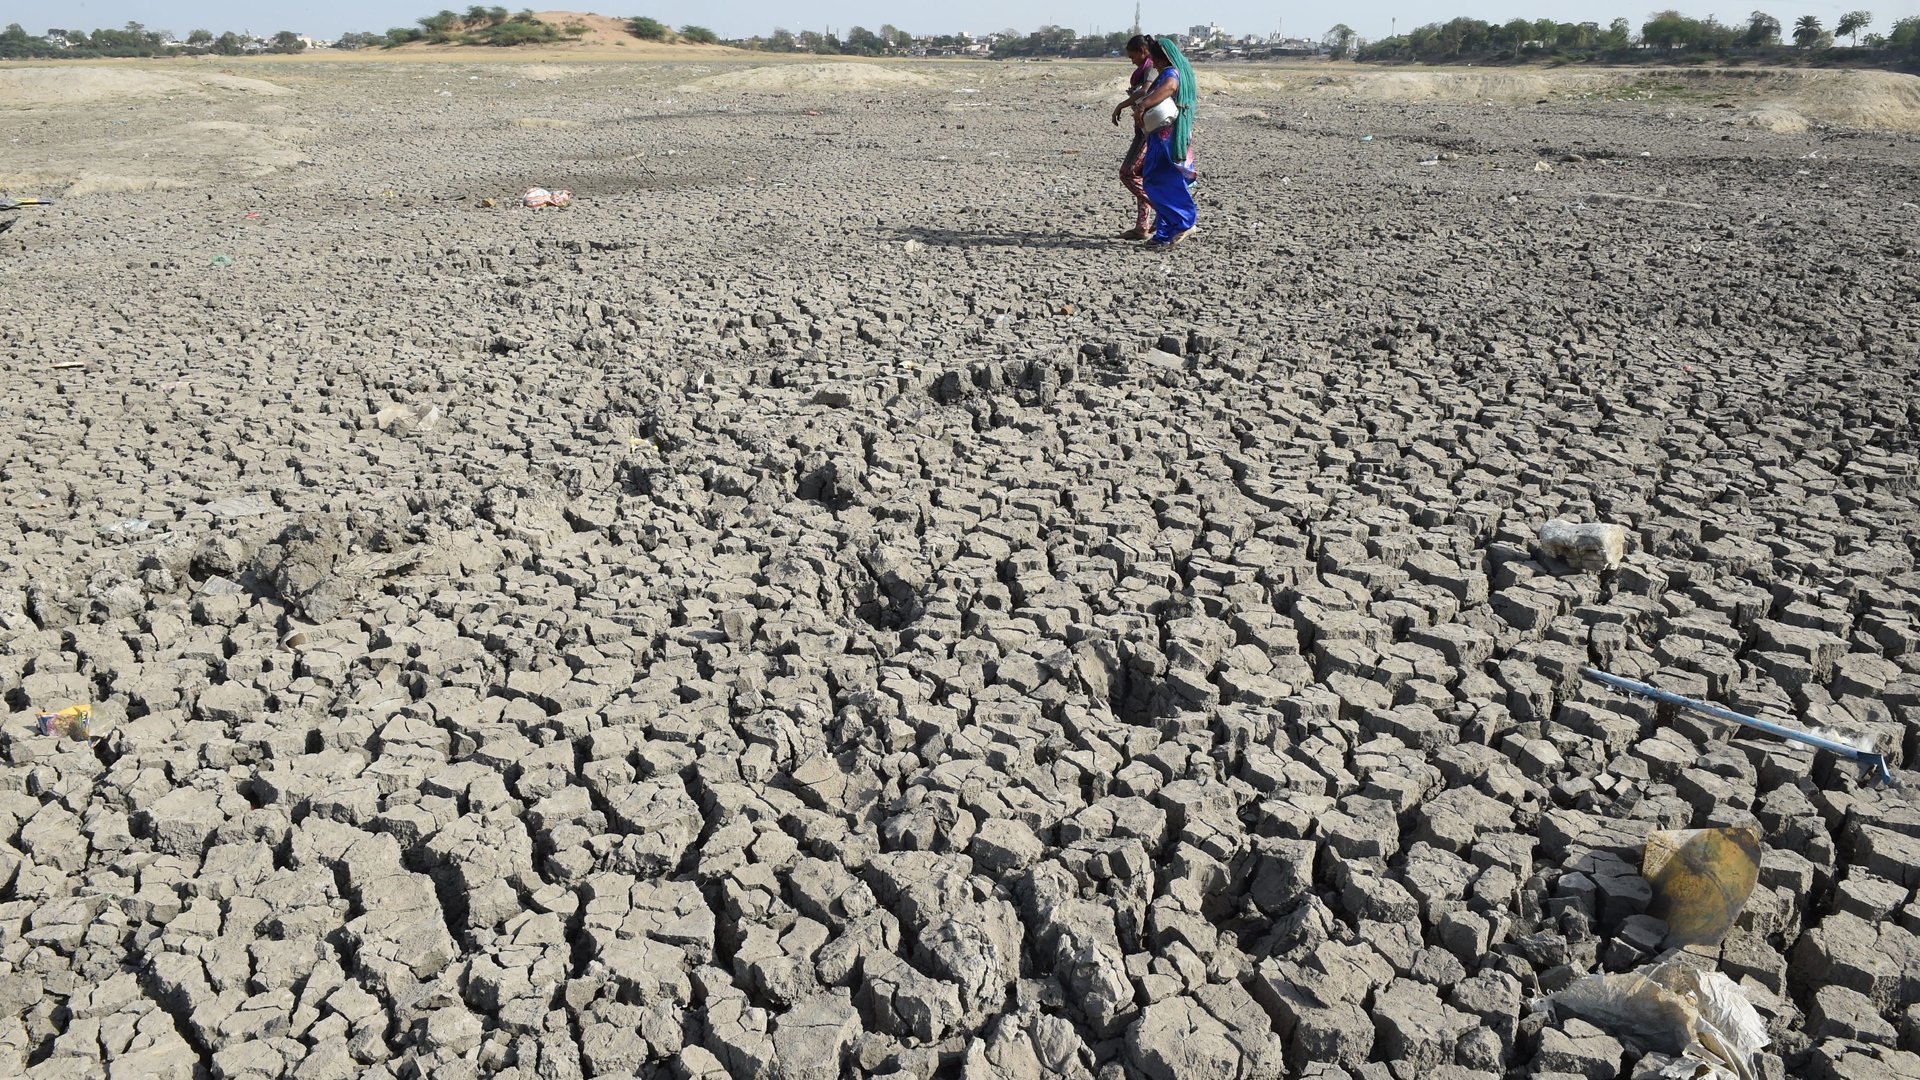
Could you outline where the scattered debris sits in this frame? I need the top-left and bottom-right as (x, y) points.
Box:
(1534, 160), (1554, 173)
(1643, 826), (1760, 948)
(374, 401), (439, 430)
(1538, 520), (1627, 571)
(50, 361), (86, 370)
(98, 517), (152, 539)
(0, 196), (53, 210)
(522, 187), (573, 209)
(35, 704), (91, 739)
(1547, 961), (1768, 1080)
(374, 403), (442, 432)
(209, 254), (234, 267)
(1583, 668), (1897, 786)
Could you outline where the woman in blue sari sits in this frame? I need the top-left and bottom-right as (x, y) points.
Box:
(1133, 36), (1196, 246)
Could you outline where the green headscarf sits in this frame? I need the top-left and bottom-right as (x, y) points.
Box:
(1156, 35), (1196, 162)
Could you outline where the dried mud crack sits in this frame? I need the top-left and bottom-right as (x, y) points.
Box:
(2, 59), (1920, 1080)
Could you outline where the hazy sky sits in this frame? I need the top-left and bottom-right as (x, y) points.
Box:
(32, 0), (1920, 45)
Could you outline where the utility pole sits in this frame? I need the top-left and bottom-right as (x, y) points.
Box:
(1133, 2), (1141, 35)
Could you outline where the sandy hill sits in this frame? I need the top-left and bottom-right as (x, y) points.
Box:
(383, 10), (743, 54)
(530, 11), (740, 51)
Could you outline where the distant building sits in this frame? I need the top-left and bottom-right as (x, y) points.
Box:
(1185, 23), (1223, 48)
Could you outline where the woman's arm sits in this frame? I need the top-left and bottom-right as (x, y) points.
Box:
(1135, 75), (1177, 112)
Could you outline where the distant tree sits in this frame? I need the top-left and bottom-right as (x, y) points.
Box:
(628, 16), (667, 40)
(214, 30), (243, 53)
(418, 9), (460, 38)
(767, 27), (796, 50)
(1556, 22), (1597, 48)
(1323, 23), (1355, 58)
(1792, 14), (1823, 46)
(679, 25), (719, 44)
(1888, 15), (1918, 57)
(844, 25), (884, 54)
(1607, 17), (1633, 46)
(1642, 10), (1696, 49)
(269, 29), (305, 52)
(1836, 10), (1871, 44)
(1745, 11), (1781, 45)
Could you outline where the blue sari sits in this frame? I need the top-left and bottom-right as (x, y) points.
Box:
(1140, 69), (1195, 242)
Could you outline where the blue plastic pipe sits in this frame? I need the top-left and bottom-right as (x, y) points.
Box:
(1581, 667), (1896, 788)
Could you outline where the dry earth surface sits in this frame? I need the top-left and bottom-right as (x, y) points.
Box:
(2, 54), (1920, 1080)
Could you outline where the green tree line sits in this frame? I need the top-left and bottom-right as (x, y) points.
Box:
(0, 21), (308, 57)
(990, 28), (1136, 58)
(725, 25), (933, 55)
(380, 8), (588, 47)
(624, 18), (717, 45)
(1362, 10), (1919, 65)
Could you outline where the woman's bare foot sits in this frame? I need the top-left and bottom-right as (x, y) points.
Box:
(1120, 227), (1149, 240)
(1166, 227), (1196, 246)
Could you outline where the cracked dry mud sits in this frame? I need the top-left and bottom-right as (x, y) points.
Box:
(3, 57), (1920, 1080)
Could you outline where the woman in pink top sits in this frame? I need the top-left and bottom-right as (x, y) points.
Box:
(1110, 35), (1156, 241)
